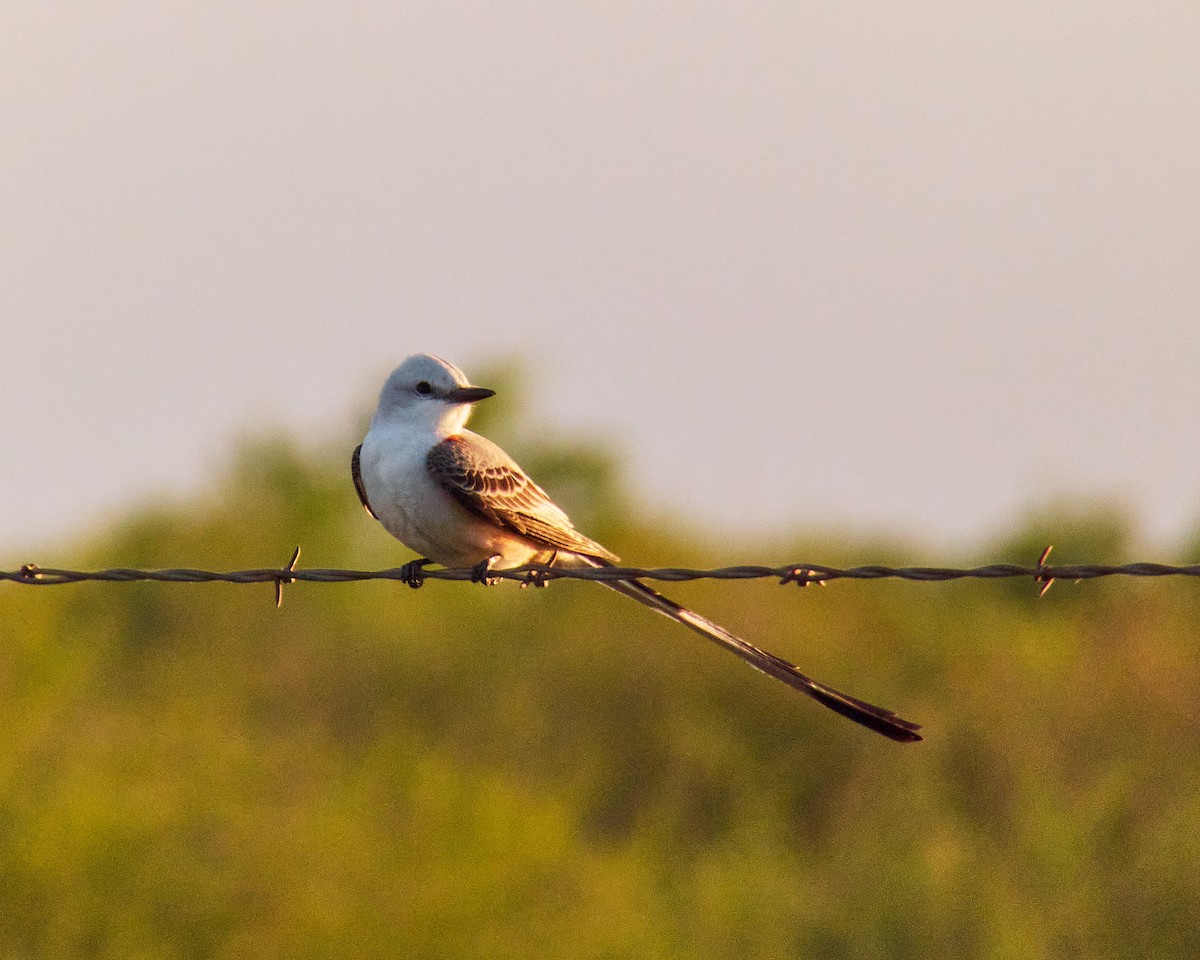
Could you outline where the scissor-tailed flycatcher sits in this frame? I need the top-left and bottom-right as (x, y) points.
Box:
(353, 354), (922, 743)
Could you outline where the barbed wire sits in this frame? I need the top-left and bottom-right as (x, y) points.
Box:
(4, 546), (1200, 606)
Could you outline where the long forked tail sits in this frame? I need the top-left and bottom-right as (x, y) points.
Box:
(585, 563), (922, 743)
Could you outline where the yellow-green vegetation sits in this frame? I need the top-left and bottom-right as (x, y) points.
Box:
(2, 420), (1198, 959)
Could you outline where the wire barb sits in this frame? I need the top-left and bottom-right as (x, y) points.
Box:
(779, 567), (827, 588)
(1035, 545), (1055, 597)
(274, 546), (302, 609)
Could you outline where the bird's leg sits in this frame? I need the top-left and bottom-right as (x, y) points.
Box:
(469, 554), (502, 586)
(399, 558), (432, 589)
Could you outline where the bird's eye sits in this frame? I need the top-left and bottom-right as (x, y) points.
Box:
(414, 381), (433, 396)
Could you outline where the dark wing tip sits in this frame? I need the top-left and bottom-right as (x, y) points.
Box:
(799, 682), (924, 743)
(351, 444), (377, 519)
(609, 578), (922, 743)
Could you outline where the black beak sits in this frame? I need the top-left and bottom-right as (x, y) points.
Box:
(448, 386), (496, 404)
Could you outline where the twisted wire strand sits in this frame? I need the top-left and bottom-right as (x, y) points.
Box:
(5, 559), (1200, 589)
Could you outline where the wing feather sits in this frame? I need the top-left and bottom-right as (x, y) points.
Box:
(427, 434), (618, 562)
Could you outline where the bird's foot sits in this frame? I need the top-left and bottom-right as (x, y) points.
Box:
(521, 551), (558, 589)
(399, 558), (432, 589)
(469, 555), (502, 586)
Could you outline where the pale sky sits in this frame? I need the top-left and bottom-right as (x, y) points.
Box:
(3, 2), (1199, 555)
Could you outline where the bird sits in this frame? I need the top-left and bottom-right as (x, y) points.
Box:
(353, 353), (922, 743)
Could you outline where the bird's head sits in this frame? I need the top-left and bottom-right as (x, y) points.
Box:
(373, 354), (495, 436)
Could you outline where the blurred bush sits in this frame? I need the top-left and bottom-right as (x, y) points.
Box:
(1, 424), (1198, 959)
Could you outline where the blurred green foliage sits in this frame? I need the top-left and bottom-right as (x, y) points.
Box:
(2, 416), (1199, 959)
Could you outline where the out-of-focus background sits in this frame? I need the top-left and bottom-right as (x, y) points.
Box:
(5, 1), (1200, 552)
(3, 3), (1199, 958)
